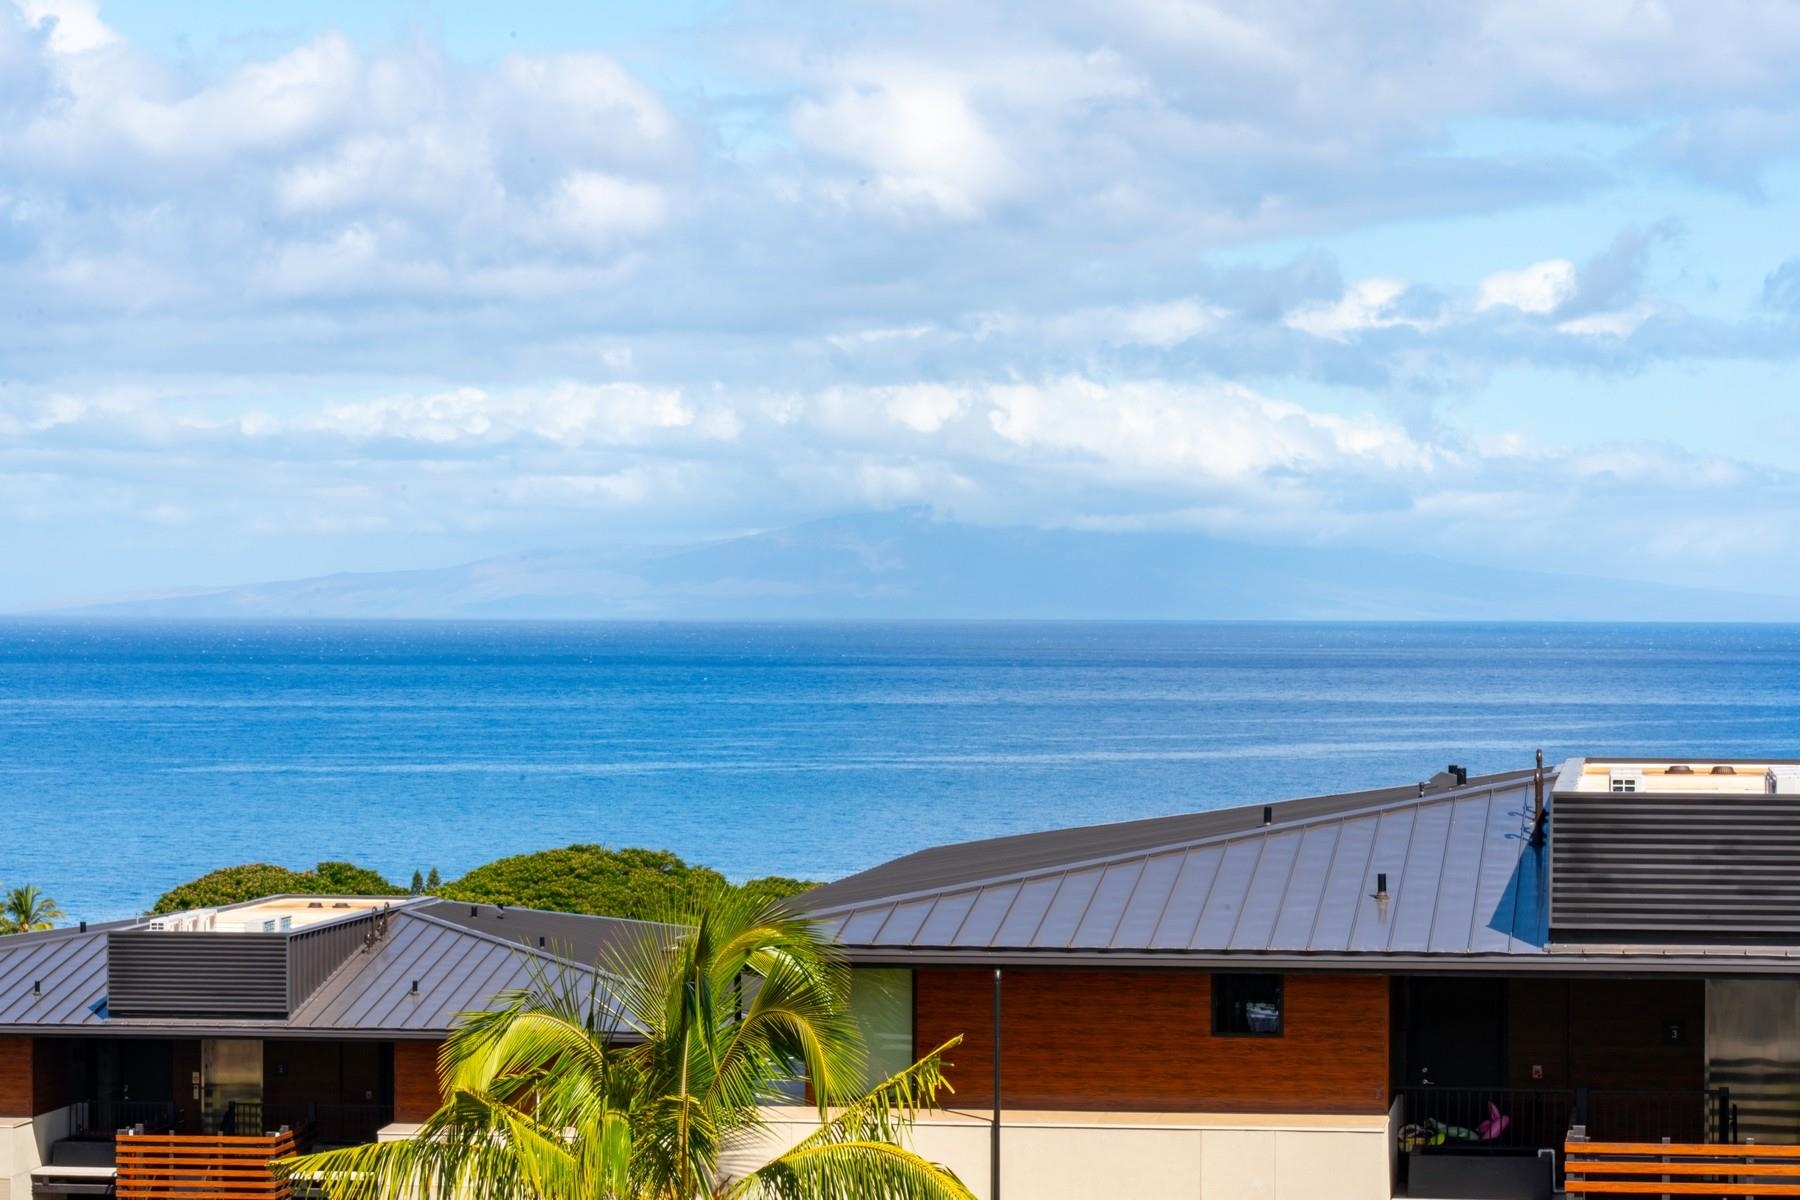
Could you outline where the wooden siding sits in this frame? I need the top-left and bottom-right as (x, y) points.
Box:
(913, 968), (1391, 1113)
(116, 1130), (300, 1200)
(0, 1035), (30, 1115)
(392, 1041), (443, 1123)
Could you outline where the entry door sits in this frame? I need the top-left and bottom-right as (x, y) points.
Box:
(1405, 978), (1506, 1087)
(201, 1040), (263, 1134)
(1707, 979), (1800, 1144)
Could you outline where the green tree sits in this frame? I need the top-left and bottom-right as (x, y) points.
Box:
(436, 845), (814, 920)
(1, 884), (64, 933)
(151, 862), (405, 914)
(410, 870), (425, 896)
(425, 867), (441, 890)
(285, 894), (970, 1200)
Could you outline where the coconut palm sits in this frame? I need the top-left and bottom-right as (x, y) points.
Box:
(284, 893), (972, 1200)
(0, 884), (63, 933)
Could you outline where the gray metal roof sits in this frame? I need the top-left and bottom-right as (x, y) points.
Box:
(807, 770), (1556, 963)
(0, 904), (648, 1038)
(416, 900), (667, 967)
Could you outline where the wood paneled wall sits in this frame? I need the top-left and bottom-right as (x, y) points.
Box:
(913, 968), (1391, 1114)
(0, 1036), (87, 1116)
(0, 1035), (31, 1115)
(392, 1040), (443, 1123)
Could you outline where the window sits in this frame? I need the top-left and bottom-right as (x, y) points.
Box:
(848, 968), (915, 1088)
(1212, 973), (1283, 1036)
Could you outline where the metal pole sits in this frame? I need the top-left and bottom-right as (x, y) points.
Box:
(992, 967), (1002, 1200)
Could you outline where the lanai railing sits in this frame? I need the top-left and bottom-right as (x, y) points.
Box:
(1400, 1085), (1734, 1160)
(115, 1129), (304, 1200)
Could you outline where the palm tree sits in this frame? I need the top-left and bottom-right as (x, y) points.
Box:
(284, 894), (972, 1200)
(0, 884), (64, 933)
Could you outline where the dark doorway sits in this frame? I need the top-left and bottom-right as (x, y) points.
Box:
(1405, 977), (1506, 1087)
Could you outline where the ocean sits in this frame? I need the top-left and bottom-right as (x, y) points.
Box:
(5, 619), (1800, 922)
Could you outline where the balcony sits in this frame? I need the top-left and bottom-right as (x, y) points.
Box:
(114, 1129), (303, 1200)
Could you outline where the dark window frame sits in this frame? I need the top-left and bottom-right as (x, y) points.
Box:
(1211, 972), (1284, 1037)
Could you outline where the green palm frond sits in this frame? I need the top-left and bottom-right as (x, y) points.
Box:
(727, 1140), (975, 1200)
(288, 894), (969, 1200)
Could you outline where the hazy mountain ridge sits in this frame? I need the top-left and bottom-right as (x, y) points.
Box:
(38, 511), (1800, 621)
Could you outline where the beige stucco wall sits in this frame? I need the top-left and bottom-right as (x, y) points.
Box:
(0, 1106), (74, 1200)
(729, 1106), (1393, 1200)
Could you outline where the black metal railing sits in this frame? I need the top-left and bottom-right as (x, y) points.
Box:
(1578, 1087), (1733, 1145)
(72, 1100), (181, 1135)
(214, 1101), (393, 1146)
(1399, 1086), (1577, 1155)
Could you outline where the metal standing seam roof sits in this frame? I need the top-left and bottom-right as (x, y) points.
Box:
(806, 770), (1553, 961)
(0, 904), (648, 1038)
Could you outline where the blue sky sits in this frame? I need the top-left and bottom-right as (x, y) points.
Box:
(7, 0), (1800, 608)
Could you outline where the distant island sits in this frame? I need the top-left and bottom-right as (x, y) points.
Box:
(32, 509), (1800, 622)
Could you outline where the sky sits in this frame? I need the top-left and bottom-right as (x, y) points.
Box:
(7, 1), (1800, 609)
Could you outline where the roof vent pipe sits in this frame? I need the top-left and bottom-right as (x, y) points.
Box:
(1262, 806), (1273, 826)
(1449, 764), (1468, 786)
(79, 921), (87, 933)
(1534, 749), (1544, 822)
(1375, 873), (1389, 901)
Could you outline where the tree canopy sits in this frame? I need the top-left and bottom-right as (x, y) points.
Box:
(150, 861), (406, 914)
(435, 845), (813, 921)
(150, 846), (815, 919)
(0, 884), (64, 934)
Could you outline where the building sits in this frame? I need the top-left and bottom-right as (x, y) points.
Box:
(12, 757), (1800, 1200)
(799, 757), (1800, 1200)
(0, 896), (649, 1200)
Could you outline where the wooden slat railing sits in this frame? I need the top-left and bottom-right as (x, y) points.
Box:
(1567, 1139), (1800, 1196)
(116, 1131), (303, 1200)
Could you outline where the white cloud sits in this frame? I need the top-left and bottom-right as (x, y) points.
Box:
(791, 76), (1016, 218)
(1556, 302), (1657, 338)
(540, 171), (669, 248)
(984, 375), (1438, 480)
(308, 384), (696, 446)
(882, 384), (968, 433)
(15, 0), (114, 54)
(1284, 279), (1434, 341)
(1109, 300), (1222, 347)
(1477, 259), (1577, 314)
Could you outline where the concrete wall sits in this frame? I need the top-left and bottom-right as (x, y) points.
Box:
(0, 1105), (74, 1200)
(728, 1106), (1393, 1200)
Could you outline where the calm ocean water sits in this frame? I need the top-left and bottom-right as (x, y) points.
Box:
(5, 619), (1800, 921)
